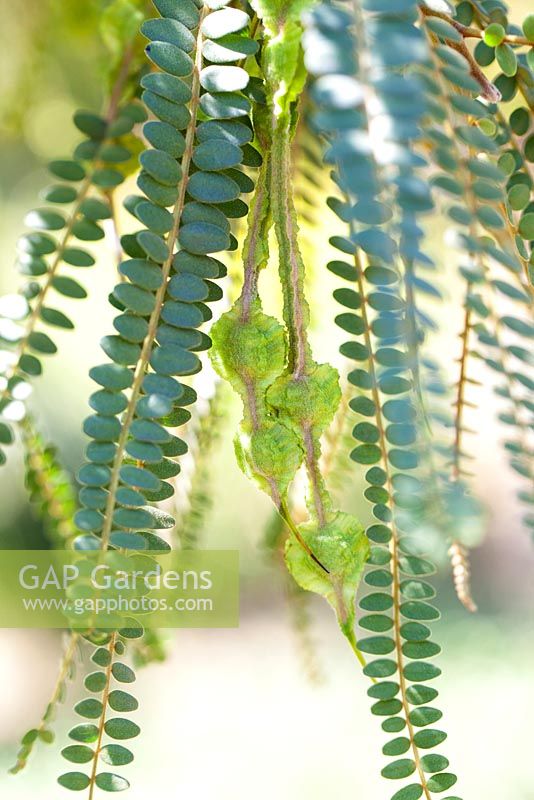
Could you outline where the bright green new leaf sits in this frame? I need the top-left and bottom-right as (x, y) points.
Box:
(285, 511), (369, 640)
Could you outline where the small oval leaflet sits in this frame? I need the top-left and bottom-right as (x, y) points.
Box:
(104, 718), (141, 740)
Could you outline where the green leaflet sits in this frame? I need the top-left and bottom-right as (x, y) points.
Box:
(211, 303), (287, 394)
(285, 511), (369, 637)
(266, 363), (341, 440)
(234, 417), (303, 498)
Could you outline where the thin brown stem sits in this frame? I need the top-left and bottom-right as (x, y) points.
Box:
(106, 46), (135, 122)
(320, 379), (349, 478)
(445, 37), (501, 102)
(419, 4), (532, 45)
(87, 632), (117, 800)
(422, 18), (493, 478)
(466, 0), (490, 24)
(452, 301), (472, 481)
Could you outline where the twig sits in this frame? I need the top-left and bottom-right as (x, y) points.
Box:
(419, 3), (532, 46)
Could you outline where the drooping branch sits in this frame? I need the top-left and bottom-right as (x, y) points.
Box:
(10, 633), (80, 774)
(0, 45), (144, 464)
(419, 3), (532, 46)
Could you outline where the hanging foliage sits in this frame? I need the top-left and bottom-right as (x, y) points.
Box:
(1, 0), (533, 797)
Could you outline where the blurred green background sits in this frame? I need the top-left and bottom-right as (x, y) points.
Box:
(0, 1), (533, 798)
